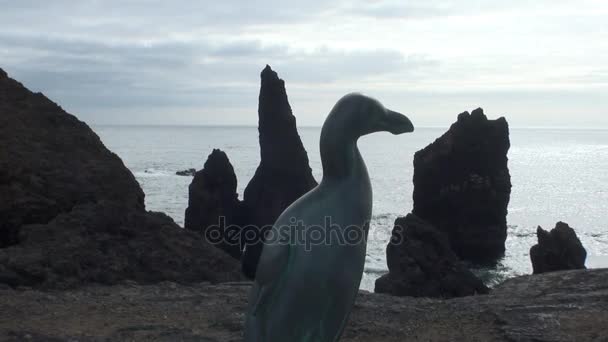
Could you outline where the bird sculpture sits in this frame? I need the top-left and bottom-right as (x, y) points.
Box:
(244, 93), (414, 341)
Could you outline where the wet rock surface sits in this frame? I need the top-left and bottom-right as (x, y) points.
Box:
(531, 221), (587, 274)
(0, 269), (606, 341)
(0, 68), (242, 288)
(413, 108), (511, 264)
(375, 214), (489, 298)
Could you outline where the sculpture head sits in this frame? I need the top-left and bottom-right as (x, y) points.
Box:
(324, 93), (414, 139)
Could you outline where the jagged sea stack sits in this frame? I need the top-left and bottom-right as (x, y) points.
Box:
(530, 222), (587, 274)
(413, 108), (511, 264)
(241, 65), (317, 278)
(184, 149), (244, 259)
(375, 214), (489, 298)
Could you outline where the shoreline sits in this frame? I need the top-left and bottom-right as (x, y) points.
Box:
(1, 269), (606, 341)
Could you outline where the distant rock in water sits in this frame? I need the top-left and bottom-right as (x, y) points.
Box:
(530, 222), (587, 274)
(240, 65), (318, 278)
(375, 214), (489, 298)
(0, 67), (242, 288)
(184, 149), (243, 259)
(413, 108), (511, 264)
(176, 168), (196, 176)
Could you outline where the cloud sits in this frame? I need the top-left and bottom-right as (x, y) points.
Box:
(0, 0), (607, 127)
(0, 31), (431, 118)
(344, 1), (451, 19)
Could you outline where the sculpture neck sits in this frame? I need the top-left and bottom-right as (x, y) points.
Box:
(320, 125), (363, 180)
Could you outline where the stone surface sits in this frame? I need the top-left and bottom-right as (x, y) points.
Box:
(375, 214), (488, 298)
(413, 108), (511, 264)
(184, 149), (244, 259)
(0, 269), (606, 341)
(0, 67), (242, 288)
(530, 221), (587, 274)
(240, 65), (317, 278)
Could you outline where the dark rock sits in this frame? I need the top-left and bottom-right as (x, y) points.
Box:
(184, 149), (244, 259)
(240, 65), (317, 278)
(182, 66), (317, 278)
(413, 108), (511, 264)
(530, 222), (587, 274)
(0, 202), (243, 288)
(0, 69), (143, 248)
(0, 68), (242, 288)
(375, 214), (489, 298)
(175, 168), (196, 176)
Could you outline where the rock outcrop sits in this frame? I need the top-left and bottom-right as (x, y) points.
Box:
(241, 66), (317, 276)
(1, 269), (606, 341)
(413, 108), (511, 264)
(184, 149), (244, 259)
(183, 65), (317, 279)
(184, 66), (317, 278)
(530, 222), (587, 274)
(0, 68), (143, 248)
(176, 168), (196, 176)
(0, 68), (242, 288)
(375, 214), (489, 298)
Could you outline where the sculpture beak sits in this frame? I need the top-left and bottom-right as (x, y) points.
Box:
(384, 109), (414, 134)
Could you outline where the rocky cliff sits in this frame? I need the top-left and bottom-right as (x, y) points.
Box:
(0, 68), (243, 288)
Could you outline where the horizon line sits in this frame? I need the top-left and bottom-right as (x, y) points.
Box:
(91, 123), (608, 131)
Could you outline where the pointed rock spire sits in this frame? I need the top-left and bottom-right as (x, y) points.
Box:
(241, 65), (317, 278)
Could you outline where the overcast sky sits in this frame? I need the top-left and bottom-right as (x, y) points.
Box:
(1, 0), (607, 127)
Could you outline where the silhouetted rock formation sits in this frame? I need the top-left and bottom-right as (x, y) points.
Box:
(375, 214), (489, 298)
(413, 108), (511, 264)
(183, 65), (317, 278)
(240, 65), (317, 278)
(176, 168), (196, 176)
(184, 149), (243, 259)
(0, 68), (242, 288)
(0, 69), (143, 248)
(530, 222), (587, 274)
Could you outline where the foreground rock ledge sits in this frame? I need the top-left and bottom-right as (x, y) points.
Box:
(1, 269), (606, 341)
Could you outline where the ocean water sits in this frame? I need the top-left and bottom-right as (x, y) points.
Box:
(95, 125), (608, 290)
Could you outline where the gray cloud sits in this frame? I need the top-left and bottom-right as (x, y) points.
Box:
(0, 0), (606, 127)
(0, 31), (429, 117)
(344, 2), (451, 19)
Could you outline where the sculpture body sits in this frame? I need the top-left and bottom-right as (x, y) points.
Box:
(244, 94), (414, 341)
